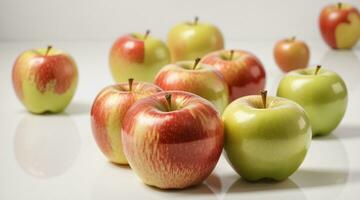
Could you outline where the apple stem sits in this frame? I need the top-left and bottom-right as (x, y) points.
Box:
(338, 2), (342, 9)
(128, 78), (134, 91)
(165, 93), (172, 111)
(194, 16), (199, 25)
(315, 65), (321, 75)
(229, 50), (234, 60)
(260, 90), (267, 109)
(144, 30), (150, 40)
(45, 45), (52, 56)
(193, 58), (201, 70)
(291, 36), (296, 41)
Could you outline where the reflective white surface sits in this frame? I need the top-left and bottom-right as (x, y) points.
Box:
(0, 40), (359, 199)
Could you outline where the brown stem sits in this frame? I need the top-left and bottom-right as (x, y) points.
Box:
(290, 36), (296, 41)
(165, 93), (172, 111)
(144, 30), (150, 40)
(194, 16), (199, 25)
(338, 2), (342, 9)
(45, 45), (52, 56)
(229, 50), (234, 60)
(193, 58), (201, 70)
(315, 65), (321, 75)
(128, 78), (134, 91)
(260, 90), (267, 109)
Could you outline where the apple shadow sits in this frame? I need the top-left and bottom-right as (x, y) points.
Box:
(313, 125), (360, 141)
(65, 101), (91, 115)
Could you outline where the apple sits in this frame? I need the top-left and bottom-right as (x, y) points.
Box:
(109, 30), (170, 83)
(167, 17), (224, 62)
(201, 50), (266, 102)
(154, 58), (229, 113)
(274, 37), (310, 72)
(12, 45), (78, 114)
(277, 66), (348, 136)
(319, 2), (360, 49)
(91, 79), (162, 164)
(222, 90), (311, 181)
(122, 91), (224, 189)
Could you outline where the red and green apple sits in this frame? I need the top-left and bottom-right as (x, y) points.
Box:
(122, 91), (224, 189)
(91, 79), (162, 164)
(109, 30), (170, 82)
(12, 45), (78, 114)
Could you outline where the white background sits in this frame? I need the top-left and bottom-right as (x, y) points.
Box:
(0, 0), (359, 41)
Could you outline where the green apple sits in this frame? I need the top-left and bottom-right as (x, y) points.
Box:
(277, 66), (348, 136)
(223, 91), (311, 181)
(167, 17), (224, 62)
(12, 45), (78, 114)
(109, 30), (170, 82)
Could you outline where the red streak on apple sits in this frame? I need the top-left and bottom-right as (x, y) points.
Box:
(12, 57), (23, 99)
(31, 55), (77, 94)
(320, 6), (358, 48)
(122, 91), (223, 188)
(110, 35), (145, 63)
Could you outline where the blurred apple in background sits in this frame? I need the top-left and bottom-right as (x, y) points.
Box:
(91, 79), (162, 164)
(319, 2), (360, 49)
(201, 50), (266, 102)
(277, 66), (348, 136)
(274, 37), (310, 72)
(12, 45), (78, 114)
(222, 90), (311, 181)
(154, 58), (229, 113)
(122, 91), (224, 189)
(168, 17), (224, 62)
(109, 30), (170, 82)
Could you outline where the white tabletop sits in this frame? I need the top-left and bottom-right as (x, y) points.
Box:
(0, 40), (359, 200)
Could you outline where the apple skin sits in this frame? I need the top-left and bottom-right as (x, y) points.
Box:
(12, 47), (78, 114)
(222, 95), (311, 181)
(319, 3), (360, 49)
(277, 67), (348, 136)
(122, 91), (224, 189)
(154, 61), (229, 113)
(109, 33), (170, 82)
(274, 38), (310, 72)
(91, 82), (162, 164)
(201, 50), (266, 102)
(167, 19), (224, 62)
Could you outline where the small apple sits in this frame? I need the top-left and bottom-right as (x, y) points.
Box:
(319, 2), (360, 49)
(167, 17), (224, 62)
(222, 90), (311, 181)
(274, 37), (310, 72)
(154, 58), (229, 113)
(91, 79), (162, 164)
(109, 30), (170, 82)
(201, 50), (266, 102)
(277, 66), (348, 136)
(12, 45), (78, 114)
(122, 91), (224, 189)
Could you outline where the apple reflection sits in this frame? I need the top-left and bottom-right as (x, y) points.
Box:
(320, 50), (360, 90)
(14, 114), (81, 178)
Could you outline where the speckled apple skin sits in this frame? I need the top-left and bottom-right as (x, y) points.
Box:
(122, 91), (224, 189)
(201, 50), (266, 102)
(12, 48), (78, 114)
(320, 3), (360, 49)
(91, 82), (162, 164)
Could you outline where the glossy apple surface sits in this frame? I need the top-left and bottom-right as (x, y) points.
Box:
(12, 46), (78, 114)
(122, 91), (224, 189)
(167, 17), (224, 62)
(319, 3), (360, 49)
(277, 66), (348, 136)
(109, 32), (170, 82)
(91, 80), (162, 164)
(222, 94), (311, 181)
(274, 37), (310, 72)
(201, 50), (266, 102)
(154, 60), (229, 113)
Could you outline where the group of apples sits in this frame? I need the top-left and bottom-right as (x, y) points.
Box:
(11, 3), (358, 189)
